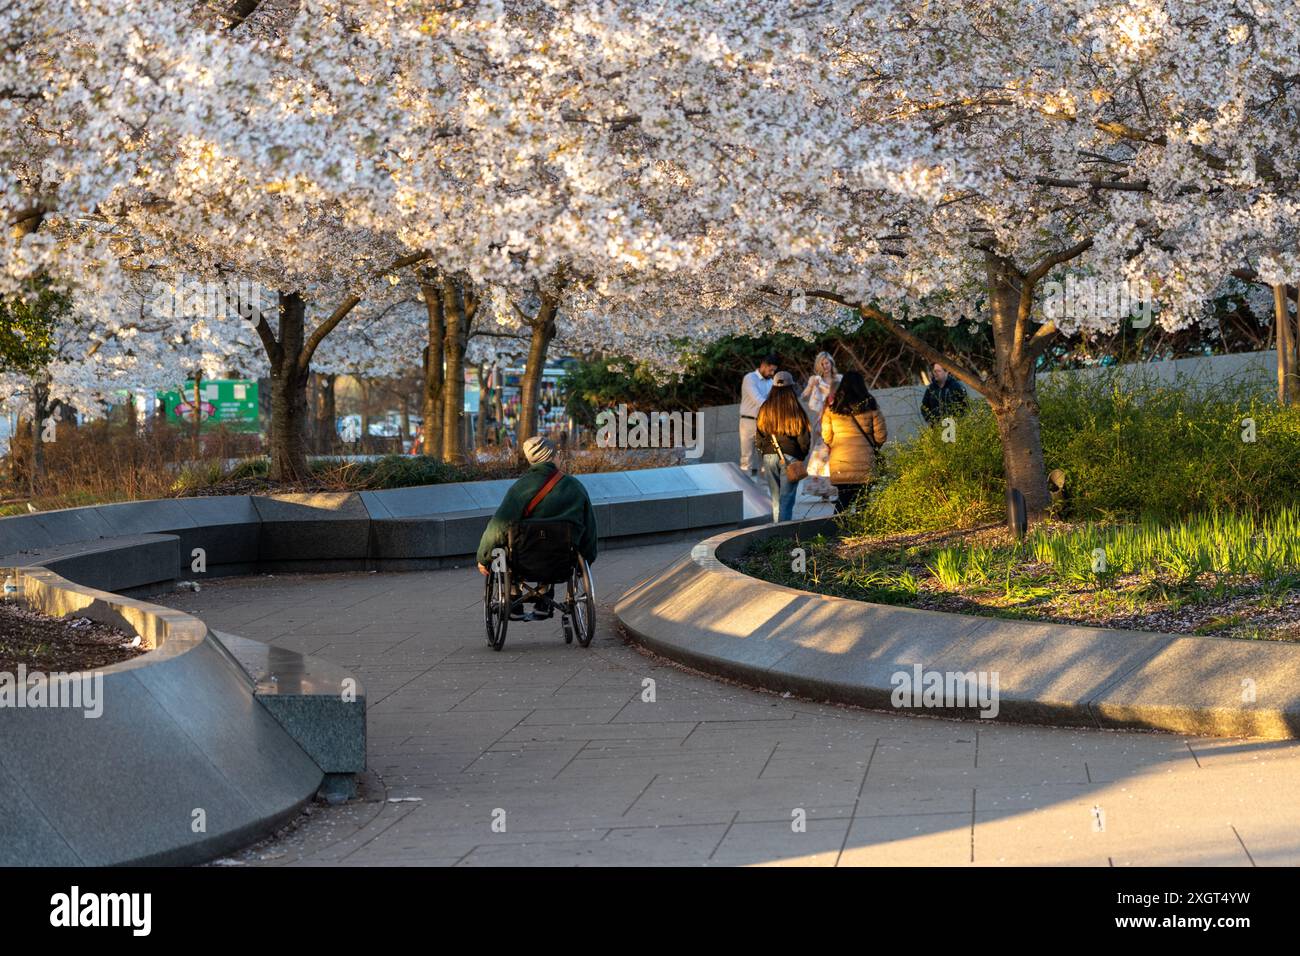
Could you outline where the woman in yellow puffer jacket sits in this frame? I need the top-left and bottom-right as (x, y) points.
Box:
(820, 370), (887, 514)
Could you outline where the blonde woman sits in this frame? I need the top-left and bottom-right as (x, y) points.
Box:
(800, 351), (840, 499)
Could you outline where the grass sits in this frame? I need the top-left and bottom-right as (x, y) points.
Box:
(735, 509), (1300, 642)
(923, 509), (1300, 592)
(842, 370), (1300, 535)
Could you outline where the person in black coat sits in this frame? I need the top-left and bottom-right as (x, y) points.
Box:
(921, 363), (967, 426)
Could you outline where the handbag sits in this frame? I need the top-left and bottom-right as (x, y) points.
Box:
(769, 434), (808, 483)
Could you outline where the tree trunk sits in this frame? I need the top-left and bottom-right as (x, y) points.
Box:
(191, 372), (203, 459)
(268, 292), (310, 481)
(474, 362), (488, 451)
(854, 250), (1057, 517)
(515, 298), (558, 461)
(359, 378), (372, 454)
(1275, 283), (1298, 405)
(493, 373), (505, 449)
(990, 391), (1050, 516)
(440, 276), (475, 463)
(419, 280), (445, 458)
(315, 373), (337, 453)
(986, 252), (1051, 516)
(440, 288), (464, 462)
(269, 368), (309, 481)
(306, 372), (318, 452)
(10, 415), (21, 484)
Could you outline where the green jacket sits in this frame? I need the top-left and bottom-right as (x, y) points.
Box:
(475, 463), (599, 566)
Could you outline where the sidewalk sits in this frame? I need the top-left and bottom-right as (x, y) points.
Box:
(159, 541), (1300, 866)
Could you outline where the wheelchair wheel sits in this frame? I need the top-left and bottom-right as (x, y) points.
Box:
(484, 564), (510, 652)
(568, 555), (596, 647)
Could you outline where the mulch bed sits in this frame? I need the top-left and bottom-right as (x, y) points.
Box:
(0, 603), (146, 672)
(185, 476), (351, 496)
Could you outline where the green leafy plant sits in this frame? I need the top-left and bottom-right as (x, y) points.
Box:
(842, 371), (1300, 536)
(0, 275), (69, 377)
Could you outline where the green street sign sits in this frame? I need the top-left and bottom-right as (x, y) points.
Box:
(158, 379), (260, 433)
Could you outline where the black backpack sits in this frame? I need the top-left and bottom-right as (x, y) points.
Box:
(506, 468), (577, 583)
(507, 520), (576, 583)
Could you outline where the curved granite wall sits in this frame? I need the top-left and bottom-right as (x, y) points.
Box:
(0, 463), (762, 591)
(0, 567), (323, 865)
(616, 518), (1300, 739)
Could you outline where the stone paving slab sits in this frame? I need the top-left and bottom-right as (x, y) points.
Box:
(155, 542), (1300, 866)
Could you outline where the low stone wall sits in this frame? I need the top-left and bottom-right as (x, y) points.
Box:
(615, 517), (1300, 739)
(0, 462), (762, 588)
(694, 349), (1279, 463)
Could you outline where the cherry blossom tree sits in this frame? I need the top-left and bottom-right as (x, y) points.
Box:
(740, 0), (1300, 514)
(8, 0), (1298, 509)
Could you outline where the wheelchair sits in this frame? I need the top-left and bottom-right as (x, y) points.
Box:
(483, 518), (595, 652)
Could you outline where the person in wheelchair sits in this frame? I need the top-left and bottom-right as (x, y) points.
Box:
(476, 435), (598, 620)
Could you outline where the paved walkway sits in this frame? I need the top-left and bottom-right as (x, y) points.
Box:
(162, 539), (1300, 866)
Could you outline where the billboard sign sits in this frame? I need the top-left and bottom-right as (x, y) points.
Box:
(158, 380), (259, 432)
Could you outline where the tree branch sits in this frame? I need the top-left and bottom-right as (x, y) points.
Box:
(774, 286), (989, 396)
(858, 303), (988, 397)
(1025, 237), (1094, 285)
(222, 0), (262, 29)
(298, 251), (431, 371)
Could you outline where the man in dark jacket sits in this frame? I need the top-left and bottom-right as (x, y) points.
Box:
(921, 362), (968, 425)
(476, 435), (598, 575)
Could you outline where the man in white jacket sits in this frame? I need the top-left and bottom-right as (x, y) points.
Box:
(739, 354), (779, 478)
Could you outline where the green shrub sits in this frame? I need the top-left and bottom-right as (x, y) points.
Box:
(364, 455), (466, 489)
(849, 402), (1004, 534)
(169, 461), (226, 494)
(844, 371), (1300, 534)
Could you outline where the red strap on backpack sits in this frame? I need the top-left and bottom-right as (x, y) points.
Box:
(523, 469), (565, 518)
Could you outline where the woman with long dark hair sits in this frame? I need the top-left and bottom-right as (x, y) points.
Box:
(821, 370), (887, 514)
(755, 371), (810, 523)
